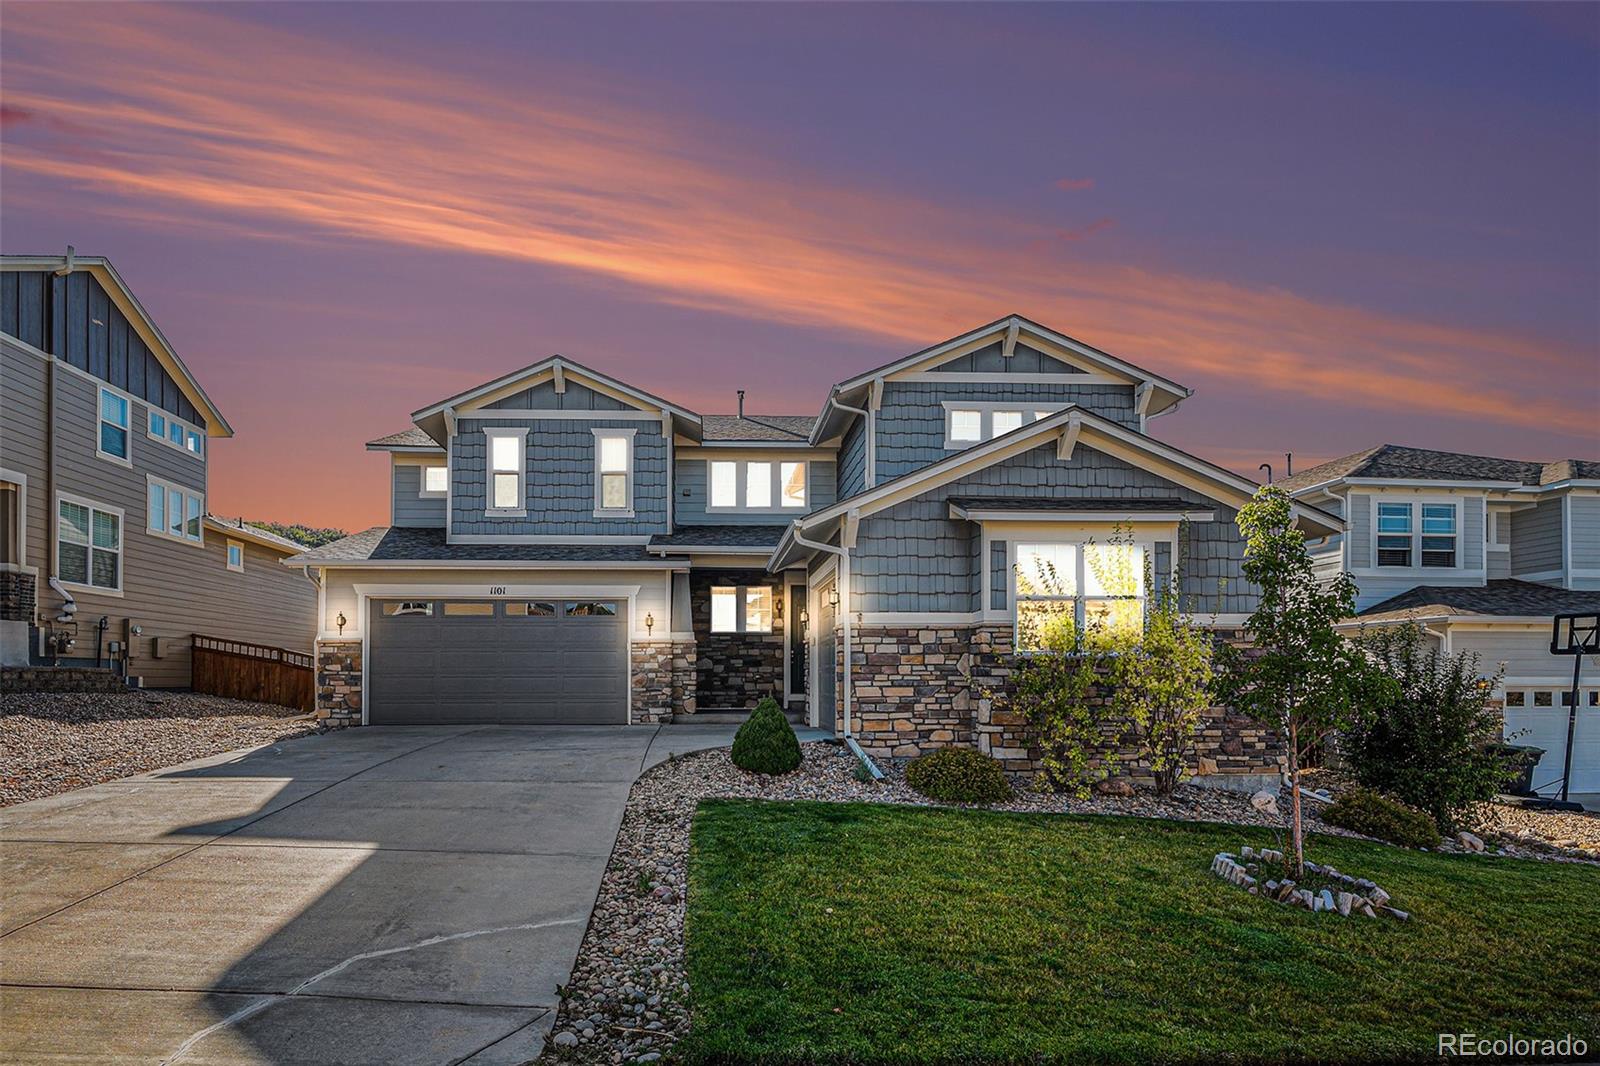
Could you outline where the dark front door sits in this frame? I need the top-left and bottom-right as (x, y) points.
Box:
(815, 579), (836, 733)
(788, 582), (807, 702)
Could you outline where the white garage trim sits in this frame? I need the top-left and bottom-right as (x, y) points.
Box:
(353, 581), (643, 725)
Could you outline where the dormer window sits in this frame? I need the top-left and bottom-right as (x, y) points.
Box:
(943, 403), (1063, 448)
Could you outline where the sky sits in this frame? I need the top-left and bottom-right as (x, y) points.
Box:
(2, 1), (1596, 531)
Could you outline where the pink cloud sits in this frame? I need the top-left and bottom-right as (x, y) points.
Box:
(1055, 177), (1095, 191)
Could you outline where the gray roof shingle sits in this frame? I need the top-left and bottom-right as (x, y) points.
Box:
(700, 415), (816, 442)
(366, 428), (440, 449)
(1357, 580), (1600, 622)
(647, 525), (789, 549)
(1278, 445), (1598, 492)
(286, 527), (663, 565)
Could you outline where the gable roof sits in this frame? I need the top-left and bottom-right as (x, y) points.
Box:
(701, 414), (816, 442)
(1356, 579), (1600, 624)
(3, 252), (233, 436)
(811, 314), (1191, 444)
(1278, 444), (1600, 493)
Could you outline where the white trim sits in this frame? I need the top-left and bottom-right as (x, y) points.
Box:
(53, 491), (125, 597)
(144, 475), (206, 548)
(646, 543), (773, 556)
(0, 468), (28, 568)
(1562, 494), (1573, 585)
(940, 401), (1069, 450)
(144, 406), (205, 459)
(1369, 496), (1463, 574)
(704, 457), (810, 514)
(592, 427), (636, 518)
(225, 538), (245, 572)
(897, 371), (1127, 385)
(470, 408), (666, 420)
(1344, 477), (1525, 490)
(447, 533), (651, 545)
(484, 426), (528, 515)
(366, 442), (447, 454)
(949, 503), (1212, 524)
(412, 355), (698, 423)
(1008, 533), (1158, 650)
(297, 558), (679, 570)
(686, 440), (820, 450)
(418, 462), (448, 499)
(93, 385), (134, 468)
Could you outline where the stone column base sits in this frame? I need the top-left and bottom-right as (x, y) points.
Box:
(315, 640), (363, 727)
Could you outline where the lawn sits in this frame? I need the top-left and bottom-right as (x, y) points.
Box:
(682, 800), (1600, 1065)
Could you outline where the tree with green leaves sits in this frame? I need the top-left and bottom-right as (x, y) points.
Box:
(244, 521), (349, 548)
(1217, 487), (1396, 876)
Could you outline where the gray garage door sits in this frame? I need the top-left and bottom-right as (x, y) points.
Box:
(367, 598), (629, 724)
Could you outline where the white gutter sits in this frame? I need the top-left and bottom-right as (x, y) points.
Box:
(828, 395), (874, 488)
(790, 526), (855, 738)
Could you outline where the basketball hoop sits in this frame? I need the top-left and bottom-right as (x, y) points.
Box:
(1539, 612), (1599, 808)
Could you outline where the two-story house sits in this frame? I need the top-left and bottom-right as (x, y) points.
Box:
(288, 315), (1340, 786)
(1280, 446), (1600, 794)
(1, 251), (318, 687)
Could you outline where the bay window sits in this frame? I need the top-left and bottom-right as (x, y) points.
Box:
(57, 495), (122, 592)
(706, 459), (807, 511)
(594, 429), (634, 514)
(485, 428), (526, 513)
(710, 585), (774, 634)
(1014, 541), (1146, 651)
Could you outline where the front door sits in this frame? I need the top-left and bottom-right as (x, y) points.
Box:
(787, 579), (807, 706)
(815, 578), (837, 733)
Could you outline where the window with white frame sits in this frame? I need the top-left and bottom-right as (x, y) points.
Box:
(147, 477), (204, 544)
(710, 585), (774, 633)
(485, 428), (526, 512)
(57, 496), (121, 592)
(420, 463), (448, 497)
(147, 408), (204, 457)
(1014, 541), (1146, 651)
(98, 388), (130, 464)
(226, 538), (244, 572)
(943, 403), (1063, 448)
(594, 429), (634, 514)
(1376, 501), (1457, 568)
(707, 459), (807, 511)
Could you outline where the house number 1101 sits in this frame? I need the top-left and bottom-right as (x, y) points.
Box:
(488, 586), (506, 595)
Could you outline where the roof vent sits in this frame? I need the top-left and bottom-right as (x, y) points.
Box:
(737, 389), (745, 418)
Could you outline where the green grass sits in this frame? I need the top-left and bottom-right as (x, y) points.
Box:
(682, 800), (1600, 1065)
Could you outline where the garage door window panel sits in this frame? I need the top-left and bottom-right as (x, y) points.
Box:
(443, 602), (495, 616)
(506, 601), (558, 617)
(567, 601), (617, 617)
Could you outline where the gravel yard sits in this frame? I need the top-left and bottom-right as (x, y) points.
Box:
(1, 690), (320, 807)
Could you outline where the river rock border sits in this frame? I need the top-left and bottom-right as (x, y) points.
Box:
(1212, 846), (1410, 920)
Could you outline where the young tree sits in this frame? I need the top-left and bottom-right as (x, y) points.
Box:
(1217, 487), (1396, 876)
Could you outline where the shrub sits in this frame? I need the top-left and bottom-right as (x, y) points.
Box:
(1345, 624), (1511, 831)
(1321, 788), (1440, 849)
(730, 698), (802, 775)
(905, 748), (1013, 804)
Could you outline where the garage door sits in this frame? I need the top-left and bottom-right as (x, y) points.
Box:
(368, 598), (629, 725)
(1503, 685), (1600, 794)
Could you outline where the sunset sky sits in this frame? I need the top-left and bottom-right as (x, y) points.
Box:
(3, 2), (1596, 531)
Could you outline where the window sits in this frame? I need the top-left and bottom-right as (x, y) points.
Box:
(1534, 691), (1552, 707)
(420, 464), (448, 497)
(567, 601), (617, 616)
(147, 478), (203, 544)
(147, 408), (204, 457)
(710, 585), (773, 634)
(443, 602), (495, 616)
(594, 430), (633, 514)
(1014, 541), (1146, 651)
(1375, 501), (1457, 568)
(226, 539), (244, 572)
(485, 428), (525, 513)
(1504, 691), (1525, 707)
(943, 404), (1065, 448)
(706, 459), (806, 511)
(98, 388), (130, 464)
(382, 601), (433, 616)
(992, 410), (1024, 436)
(57, 496), (121, 592)
(506, 601), (557, 617)
(950, 409), (982, 443)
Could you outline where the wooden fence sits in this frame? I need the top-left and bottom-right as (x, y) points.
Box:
(191, 634), (315, 713)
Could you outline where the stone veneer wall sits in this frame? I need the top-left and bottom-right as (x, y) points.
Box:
(0, 569), (36, 623)
(690, 569), (784, 709)
(843, 623), (1285, 785)
(315, 641), (363, 727)
(631, 640), (696, 723)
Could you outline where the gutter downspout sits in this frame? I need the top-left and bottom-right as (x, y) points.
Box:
(828, 395), (874, 488)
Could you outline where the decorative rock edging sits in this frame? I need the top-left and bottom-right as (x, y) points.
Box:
(1212, 846), (1409, 920)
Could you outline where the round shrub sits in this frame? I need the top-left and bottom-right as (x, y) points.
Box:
(730, 698), (802, 775)
(905, 747), (1013, 804)
(1321, 788), (1440, 849)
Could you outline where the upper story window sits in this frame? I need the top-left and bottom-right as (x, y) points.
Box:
(147, 477), (204, 545)
(57, 495), (122, 593)
(226, 539), (245, 572)
(708, 460), (807, 511)
(97, 388), (130, 465)
(485, 428), (526, 514)
(148, 409), (204, 458)
(594, 429), (635, 516)
(711, 585), (773, 633)
(1376, 501), (1457, 568)
(943, 402), (1063, 448)
(1014, 541), (1146, 652)
(420, 463), (448, 497)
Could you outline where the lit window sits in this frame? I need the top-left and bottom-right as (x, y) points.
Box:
(710, 585), (774, 634)
(595, 431), (633, 513)
(1015, 541), (1146, 652)
(711, 586), (737, 633)
(746, 462), (772, 508)
(780, 462), (806, 508)
(148, 477), (203, 544)
(421, 464), (448, 496)
(950, 409), (982, 442)
(486, 429), (525, 511)
(98, 389), (129, 462)
(57, 497), (121, 591)
(992, 410), (1024, 436)
(226, 539), (244, 572)
(745, 586), (773, 632)
(711, 461), (738, 508)
(945, 404), (1066, 447)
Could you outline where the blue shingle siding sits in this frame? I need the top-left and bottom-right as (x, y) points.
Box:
(450, 416), (668, 535)
(674, 458), (835, 525)
(928, 341), (1084, 375)
(874, 381), (1138, 483)
(849, 440), (1251, 614)
(1154, 541), (1173, 597)
(838, 416), (867, 497)
(483, 379), (630, 411)
(989, 539), (1008, 610)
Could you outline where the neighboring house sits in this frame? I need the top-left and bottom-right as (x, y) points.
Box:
(1, 251), (318, 687)
(288, 314), (1339, 786)
(1280, 445), (1600, 794)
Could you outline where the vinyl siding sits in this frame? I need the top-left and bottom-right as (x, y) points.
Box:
(1510, 499), (1563, 577)
(1449, 628), (1568, 682)
(391, 460), (447, 528)
(2, 340), (313, 686)
(673, 455), (835, 525)
(874, 380), (1139, 483)
(449, 416), (669, 536)
(837, 415), (867, 498)
(1568, 495), (1600, 580)
(1346, 490), (1488, 611)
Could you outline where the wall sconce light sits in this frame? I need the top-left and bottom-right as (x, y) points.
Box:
(798, 607), (809, 629)
(336, 612), (347, 636)
(826, 588), (840, 609)
(645, 612), (655, 637)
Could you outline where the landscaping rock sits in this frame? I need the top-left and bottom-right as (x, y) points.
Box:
(1456, 831), (1485, 853)
(1094, 777), (1135, 797)
(1249, 790), (1279, 816)
(553, 1032), (579, 1048)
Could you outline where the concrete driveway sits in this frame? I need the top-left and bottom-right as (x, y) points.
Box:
(0, 723), (749, 1065)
